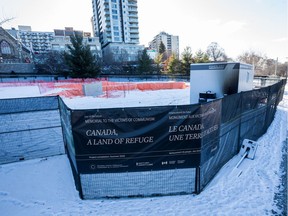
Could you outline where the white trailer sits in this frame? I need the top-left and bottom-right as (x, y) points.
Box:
(190, 62), (254, 104)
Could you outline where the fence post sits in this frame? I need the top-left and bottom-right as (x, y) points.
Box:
(195, 167), (201, 194)
(265, 85), (273, 130)
(237, 91), (244, 151)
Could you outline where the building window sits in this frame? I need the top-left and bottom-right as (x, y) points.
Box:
(111, 0), (116, 2)
(114, 37), (120, 41)
(112, 9), (118, 14)
(52, 44), (60, 50)
(113, 26), (119, 31)
(114, 32), (120, 36)
(90, 46), (96, 50)
(0, 41), (12, 54)
(112, 15), (118, 20)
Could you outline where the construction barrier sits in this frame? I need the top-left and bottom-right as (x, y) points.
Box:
(0, 96), (65, 164)
(0, 79), (187, 98)
(59, 79), (286, 199)
(0, 78), (285, 199)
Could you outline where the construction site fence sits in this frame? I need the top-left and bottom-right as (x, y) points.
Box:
(0, 78), (285, 199)
(0, 74), (190, 83)
(0, 74), (283, 84)
(199, 79), (286, 191)
(59, 79), (286, 199)
(0, 96), (65, 164)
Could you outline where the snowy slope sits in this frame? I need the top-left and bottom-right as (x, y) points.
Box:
(0, 84), (287, 216)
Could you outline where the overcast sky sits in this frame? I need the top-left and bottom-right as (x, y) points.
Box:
(1, 0), (287, 62)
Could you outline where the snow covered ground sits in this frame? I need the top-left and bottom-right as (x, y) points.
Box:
(0, 85), (41, 99)
(63, 88), (191, 109)
(0, 82), (287, 216)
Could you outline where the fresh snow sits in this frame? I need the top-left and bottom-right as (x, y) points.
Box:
(63, 88), (191, 109)
(0, 82), (287, 216)
(0, 86), (41, 99)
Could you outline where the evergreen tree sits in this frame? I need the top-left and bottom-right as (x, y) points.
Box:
(181, 46), (194, 75)
(64, 33), (100, 78)
(158, 41), (166, 54)
(194, 49), (210, 63)
(158, 41), (168, 61)
(138, 48), (152, 74)
(154, 53), (163, 73)
(166, 53), (182, 74)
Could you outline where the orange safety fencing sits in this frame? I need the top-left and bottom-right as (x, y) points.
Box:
(48, 81), (188, 97)
(137, 82), (187, 91)
(102, 81), (187, 91)
(0, 79), (188, 98)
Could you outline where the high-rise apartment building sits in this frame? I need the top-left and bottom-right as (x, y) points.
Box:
(8, 25), (54, 54)
(51, 27), (101, 57)
(92, 0), (143, 62)
(149, 32), (179, 59)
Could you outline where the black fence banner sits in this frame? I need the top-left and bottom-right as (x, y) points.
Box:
(200, 100), (222, 165)
(58, 79), (286, 198)
(71, 102), (221, 174)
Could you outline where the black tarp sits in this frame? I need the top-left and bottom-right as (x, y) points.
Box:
(0, 96), (59, 114)
(199, 79), (287, 192)
(59, 79), (286, 198)
(0, 96), (64, 164)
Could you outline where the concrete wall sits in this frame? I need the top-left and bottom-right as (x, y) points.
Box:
(0, 63), (35, 73)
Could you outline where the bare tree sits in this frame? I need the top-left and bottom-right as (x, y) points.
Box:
(118, 48), (129, 63)
(102, 49), (114, 64)
(34, 51), (68, 74)
(277, 62), (288, 77)
(206, 42), (227, 62)
(0, 17), (15, 26)
(237, 50), (267, 76)
(263, 58), (277, 76)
